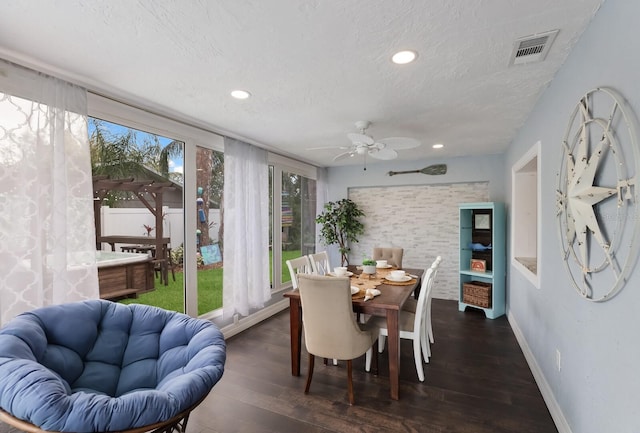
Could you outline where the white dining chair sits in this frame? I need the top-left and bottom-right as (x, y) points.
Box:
(403, 256), (442, 346)
(308, 251), (331, 275)
(286, 255), (312, 289)
(365, 257), (440, 382)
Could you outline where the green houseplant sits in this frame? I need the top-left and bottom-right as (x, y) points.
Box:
(315, 198), (365, 266)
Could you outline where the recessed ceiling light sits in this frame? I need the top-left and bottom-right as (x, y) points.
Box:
(230, 90), (251, 99)
(392, 50), (418, 65)
(433, 143), (444, 149)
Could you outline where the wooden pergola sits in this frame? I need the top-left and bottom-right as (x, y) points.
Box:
(93, 176), (177, 264)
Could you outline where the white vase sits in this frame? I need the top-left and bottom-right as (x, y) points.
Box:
(362, 265), (376, 274)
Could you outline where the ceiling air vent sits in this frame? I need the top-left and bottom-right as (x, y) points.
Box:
(509, 29), (559, 66)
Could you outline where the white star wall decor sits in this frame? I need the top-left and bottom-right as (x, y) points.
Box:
(557, 87), (640, 302)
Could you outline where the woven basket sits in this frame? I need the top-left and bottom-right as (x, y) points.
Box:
(463, 281), (492, 308)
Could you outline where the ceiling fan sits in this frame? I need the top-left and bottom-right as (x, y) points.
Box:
(312, 120), (421, 169)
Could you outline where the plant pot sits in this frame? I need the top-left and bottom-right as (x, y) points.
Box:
(362, 265), (377, 274)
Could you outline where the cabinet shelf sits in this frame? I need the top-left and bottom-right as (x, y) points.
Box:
(458, 202), (505, 319)
(460, 269), (494, 278)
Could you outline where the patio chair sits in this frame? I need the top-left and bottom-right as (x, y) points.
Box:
(0, 300), (226, 433)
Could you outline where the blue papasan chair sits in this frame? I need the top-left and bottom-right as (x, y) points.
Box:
(0, 300), (226, 433)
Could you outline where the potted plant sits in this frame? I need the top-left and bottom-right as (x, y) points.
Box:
(362, 258), (377, 275)
(315, 198), (365, 266)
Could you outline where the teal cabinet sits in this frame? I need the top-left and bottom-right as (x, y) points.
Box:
(458, 202), (505, 319)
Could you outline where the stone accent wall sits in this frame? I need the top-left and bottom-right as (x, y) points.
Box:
(348, 182), (489, 300)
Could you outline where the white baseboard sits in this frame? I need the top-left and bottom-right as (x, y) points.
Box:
(507, 311), (572, 433)
(220, 299), (289, 339)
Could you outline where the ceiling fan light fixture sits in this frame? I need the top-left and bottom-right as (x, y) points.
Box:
(230, 89), (251, 99)
(392, 50), (417, 65)
(315, 119), (420, 167)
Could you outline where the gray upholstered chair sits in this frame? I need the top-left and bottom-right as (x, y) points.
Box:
(308, 251), (331, 275)
(373, 247), (404, 268)
(286, 255), (312, 289)
(297, 274), (378, 405)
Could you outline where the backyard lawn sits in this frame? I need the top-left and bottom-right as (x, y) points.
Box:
(119, 250), (302, 315)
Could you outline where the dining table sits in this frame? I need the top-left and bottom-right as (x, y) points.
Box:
(283, 266), (423, 400)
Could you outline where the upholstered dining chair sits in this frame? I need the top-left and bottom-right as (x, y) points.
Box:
(298, 254), (340, 366)
(297, 274), (379, 405)
(286, 255), (312, 289)
(373, 247), (404, 269)
(308, 251), (331, 275)
(403, 256), (442, 346)
(365, 257), (440, 382)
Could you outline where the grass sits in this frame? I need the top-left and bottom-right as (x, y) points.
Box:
(120, 270), (222, 315)
(120, 249), (302, 315)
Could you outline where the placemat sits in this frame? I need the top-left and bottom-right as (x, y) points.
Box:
(382, 277), (417, 286)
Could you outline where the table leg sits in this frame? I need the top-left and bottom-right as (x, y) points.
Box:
(386, 309), (400, 400)
(289, 298), (302, 376)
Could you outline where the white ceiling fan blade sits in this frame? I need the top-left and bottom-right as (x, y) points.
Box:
(333, 151), (353, 161)
(369, 148), (397, 160)
(307, 145), (351, 151)
(347, 132), (374, 145)
(378, 137), (421, 150)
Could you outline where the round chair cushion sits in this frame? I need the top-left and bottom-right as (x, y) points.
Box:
(0, 300), (226, 432)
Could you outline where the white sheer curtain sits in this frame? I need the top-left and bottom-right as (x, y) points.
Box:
(0, 60), (99, 326)
(222, 137), (270, 318)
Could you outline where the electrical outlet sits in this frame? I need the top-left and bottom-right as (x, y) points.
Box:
(556, 349), (561, 371)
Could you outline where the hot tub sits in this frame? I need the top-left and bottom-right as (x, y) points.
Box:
(96, 251), (155, 300)
(96, 250), (151, 267)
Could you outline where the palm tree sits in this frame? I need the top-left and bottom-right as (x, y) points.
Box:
(159, 140), (184, 184)
(89, 118), (225, 255)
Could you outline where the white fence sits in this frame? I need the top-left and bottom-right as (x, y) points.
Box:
(99, 206), (221, 249)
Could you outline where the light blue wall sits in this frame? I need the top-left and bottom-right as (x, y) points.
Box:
(327, 154), (505, 201)
(504, 1), (639, 432)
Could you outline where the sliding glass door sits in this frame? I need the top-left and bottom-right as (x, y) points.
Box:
(89, 94), (317, 319)
(89, 117), (186, 313)
(270, 162), (317, 290)
(193, 145), (224, 314)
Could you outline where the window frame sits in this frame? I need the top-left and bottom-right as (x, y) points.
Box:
(88, 93), (318, 313)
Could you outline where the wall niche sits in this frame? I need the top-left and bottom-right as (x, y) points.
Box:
(511, 141), (540, 287)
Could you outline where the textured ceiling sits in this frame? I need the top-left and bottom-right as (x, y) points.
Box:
(0, 0), (603, 167)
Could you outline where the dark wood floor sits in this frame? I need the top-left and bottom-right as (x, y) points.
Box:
(0, 299), (557, 433)
(187, 299), (557, 433)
